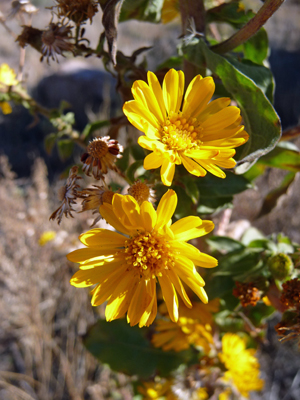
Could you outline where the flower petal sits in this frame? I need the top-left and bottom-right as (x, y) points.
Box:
(144, 150), (164, 170)
(181, 155), (206, 177)
(163, 69), (184, 115)
(201, 106), (240, 130)
(158, 273), (179, 322)
(171, 219), (215, 241)
(156, 189), (177, 230)
(79, 229), (125, 248)
(160, 158), (175, 186)
(140, 201), (157, 231)
(183, 76), (215, 118)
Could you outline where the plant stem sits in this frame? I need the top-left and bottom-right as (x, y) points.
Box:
(211, 0), (285, 54)
(179, 0), (206, 85)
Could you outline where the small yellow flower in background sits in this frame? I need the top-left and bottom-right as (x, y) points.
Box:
(195, 387), (208, 400)
(38, 231), (57, 246)
(152, 299), (219, 352)
(123, 69), (248, 186)
(0, 64), (18, 87)
(137, 378), (177, 399)
(219, 333), (264, 398)
(0, 101), (12, 114)
(161, 0), (179, 24)
(68, 189), (217, 327)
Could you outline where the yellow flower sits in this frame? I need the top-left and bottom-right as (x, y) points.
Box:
(38, 231), (57, 246)
(0, 101), (12, 114)
(0, 64), (18, 87)
(138, 378), (177, 399)
(123, 69), (248, 186)
(161, 0), (179, 24)
(152, 300), (218, 352)
(196, 388), (208, 400)
(68, 189), (217, 327)
(219, 333), (264, 398)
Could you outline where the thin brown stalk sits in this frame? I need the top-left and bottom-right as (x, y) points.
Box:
(211, 0), (285, 54)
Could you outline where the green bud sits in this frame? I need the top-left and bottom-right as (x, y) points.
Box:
(268, 253), (293, 280)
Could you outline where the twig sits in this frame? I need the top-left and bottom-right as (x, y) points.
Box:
(211, 0), (285, 54)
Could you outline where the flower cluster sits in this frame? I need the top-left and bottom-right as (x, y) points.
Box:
(219, 333), (264, 398)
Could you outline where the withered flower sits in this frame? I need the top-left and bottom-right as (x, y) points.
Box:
(41, 23), (74, 63)
(280, 278), (300, 309)
(53, 0), (98, 25)
(49, 166), (82, 225)
(233, 282), (261, 307)
(127, 180), (156, 206)
(275, 312), (300, 343)
(7, 0), (38, 20)
(79, 184), (115, 226)
(81, 136), (123, 180)
(16, 25), (43, 52)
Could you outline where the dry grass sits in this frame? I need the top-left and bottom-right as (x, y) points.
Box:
(0, 156), (133, 400)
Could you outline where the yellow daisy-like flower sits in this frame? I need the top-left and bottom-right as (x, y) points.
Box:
(161, 0), (179, 24)
(68, 189), (217, 327)
(123, 69), (248, 186)
(219, 333), (264, 398)
(0, 64), (18, 87)
(38, 230), (57, 246)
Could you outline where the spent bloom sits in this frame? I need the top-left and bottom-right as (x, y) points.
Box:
(41, 23), (74, 63)
(49, 166), (82, 225)
(123, 69), (248, 186)
(127, 180), (156, 205)
(68, 190), (217, 327)
(54, 0), (98, 24)
(219, 333), (264, 398)
(81, 136), (123, 180)
(79, 184), (115, 227)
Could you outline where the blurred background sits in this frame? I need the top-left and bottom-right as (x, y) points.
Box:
(0, 0), (300, 399)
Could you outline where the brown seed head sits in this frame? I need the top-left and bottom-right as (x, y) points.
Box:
(280, 278), (300, 309)
(54, 0), (98, 24)
(128, 180), (156, 205)
(233, 281), (261, 307)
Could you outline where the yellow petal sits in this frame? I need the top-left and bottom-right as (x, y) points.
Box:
(158, 273), (179, 322)
(174, 255), (205, 287)
(183, 76), (215, 118)
(79, 228), (125, 248)
(172, 219), (215, 241)
(144, 150), (163, 169)
(132, 80), (165, 124)
(181, 155), (206, 177)
(156, 189), (177, 230)
(140, 201), (157, 231)
(163, 69), (184, 115)
(147, 71), (166, 118)
(201, 106), (240, 130)
(197, 161), (226, 178)
(166, 268), (192, 308)
(67, 248), (114, 263)
(100, 203), (132, 235)
(198, 97), (231, 122)
(160, 158), (175, 186)
(123, 100), (160, 131)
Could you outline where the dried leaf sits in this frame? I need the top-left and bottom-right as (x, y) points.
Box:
(102, 0), (124, 66)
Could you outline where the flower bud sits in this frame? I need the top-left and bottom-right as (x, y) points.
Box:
(268, 253), (293, 280)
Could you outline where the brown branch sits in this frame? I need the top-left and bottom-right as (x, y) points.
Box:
(211, 0), (285, 54)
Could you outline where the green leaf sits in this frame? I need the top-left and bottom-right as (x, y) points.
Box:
(44, 133), (57, 155)
(81, 120), (110, 141)
(126, 160), (145, 183)
(57, 139), (74, 161)
(213, 248), (261, 277)
(197, 196), (233, 215)
(258, 145), (300, 172)
(116, 146), (130, 172)
(243, 28), (269, 65)
(207, 236), (245, 253)
(83, 319), (192, 378)
(157, 56), (183, 71)
(130, 144), (146, 160)
(247, 303), (276, 326)
(257, 171), (296, 218)
(196, 171), (252, 197)
(182, 39), (281, 169)
(206, 1), (254, 28)
(205, 275), (235, 300)
(119, 0), (164, 23)
(214, 310), (244, 331)
(181, 176), (199, 203)
(241, 227), (265, 246)
(172, 185), (194, 219)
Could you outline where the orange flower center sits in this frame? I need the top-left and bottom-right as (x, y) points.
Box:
(87, 139), (109, 159)
(102, 190), (114, 204)
(124, 232), (174, 280)
(160, 113), (203, 152)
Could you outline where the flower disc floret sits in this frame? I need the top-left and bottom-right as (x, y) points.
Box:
(68, 190), (218, 327)
(123, 69), (249, 186)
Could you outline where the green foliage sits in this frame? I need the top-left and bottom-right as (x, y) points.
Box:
(119, 0), (164, 22)
(206, 0), (254, 28)
(83, 319), (194, 379)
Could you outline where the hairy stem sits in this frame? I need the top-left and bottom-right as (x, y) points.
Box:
(179, 0), (206, 85)
(211, 0), (285, 54)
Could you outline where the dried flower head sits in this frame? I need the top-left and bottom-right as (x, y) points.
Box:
(53, 0), (98, 25)
(41, 23), (73, 63)
(79, 184), (115, 226)
(275, 312), (300, 343)
(81, 136), (123, 180)
(16, 25), (43, 51)
(233, 282), (261, 307)
(127, 180), (156, 205)
(7, 0), (38, 20)
(280, 278), (300, 309)
(49, 166), (82, 225)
